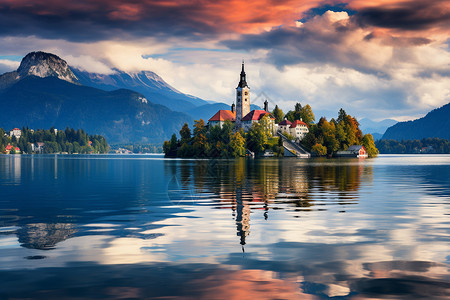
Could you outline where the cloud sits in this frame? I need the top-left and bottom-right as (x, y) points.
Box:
(0, 0), (326, 42)
(0, 0), (448, 121)
(353, 0), (450, 31)
(0, 59), (20, 73)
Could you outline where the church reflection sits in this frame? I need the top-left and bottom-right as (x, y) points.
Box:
(166, 158), (372, 247)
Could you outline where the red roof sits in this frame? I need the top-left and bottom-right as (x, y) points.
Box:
(278, 119), (292, 126)
(5, 145), (19, 151)
(242, 110), (274, 121)
(209, 110), (236, 122)
(290, 120), (308, 128)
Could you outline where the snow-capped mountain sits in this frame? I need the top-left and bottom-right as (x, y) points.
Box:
(0, 51), (192, 143)
(73, 68), (209, 111)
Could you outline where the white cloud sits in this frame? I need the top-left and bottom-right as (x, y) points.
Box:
(0, 59), (19, 73)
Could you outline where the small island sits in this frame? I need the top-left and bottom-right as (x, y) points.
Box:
(164, 63), (378, 158)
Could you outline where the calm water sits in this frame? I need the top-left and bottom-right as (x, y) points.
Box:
(0, 154), (449, 299)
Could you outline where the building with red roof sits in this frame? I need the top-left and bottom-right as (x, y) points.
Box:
(5, 144), (20, 154)
(241, 110), (275, 132)
(278, 119), (292, 133)
(278, 118), (309, 141)
(208, 109), (236, 128)
(289, 120), (309, 140)
(9, 128), (21, 140)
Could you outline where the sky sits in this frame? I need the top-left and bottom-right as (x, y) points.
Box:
(0, 0), (449, 121)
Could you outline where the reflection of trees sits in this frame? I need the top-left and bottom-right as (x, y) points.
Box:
(167, 158), (372, 246)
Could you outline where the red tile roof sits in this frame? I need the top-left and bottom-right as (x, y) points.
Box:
(290, 120), (308, 128)
(242, 110), (274, 121)
(278, 119), (292, 126)
(209, 110), (236, 122)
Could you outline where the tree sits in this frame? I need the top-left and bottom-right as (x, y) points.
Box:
(300, 104), (315, 125)
(337, 108), (347, 124)
(272, 105), (284, 124)
(26, 143), (33, 154)
(311, 143), (327, 156)
(362, 134), (379, 157)
(229, 132), (246, 157)
(247, 123), (268, 154)
(259, 114), (273, 137)
(192, 119), (208, 157)
(179, 123), (192, 144)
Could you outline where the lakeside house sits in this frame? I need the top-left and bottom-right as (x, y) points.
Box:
(278, 118), (309, 141)
(5, 144), (20, 154)
(336, 145), (368, 158)
(9, 128), (21, 140)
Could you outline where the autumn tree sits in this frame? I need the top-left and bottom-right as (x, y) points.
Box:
(362, 134), (379, 157)
(300, 104), (315, 125)
(229, 131), (246, 157)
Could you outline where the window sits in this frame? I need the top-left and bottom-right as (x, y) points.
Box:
(237, 91), (241, 96)
(245, 92), (248, 96)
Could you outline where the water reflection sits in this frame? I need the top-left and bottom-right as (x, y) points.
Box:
(166, 158), (373, 247)
(0, 155), (448, 299)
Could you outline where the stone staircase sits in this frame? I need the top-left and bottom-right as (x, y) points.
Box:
(277, 132), (311, 158)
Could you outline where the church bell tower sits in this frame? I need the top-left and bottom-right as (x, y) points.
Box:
(236, 61), (250, 129)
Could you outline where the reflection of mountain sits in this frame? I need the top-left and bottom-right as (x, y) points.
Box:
(166, 159), (372, 246)
(17, 223), (77, 250)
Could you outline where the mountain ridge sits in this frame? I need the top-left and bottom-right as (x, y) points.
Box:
(0, 52), (193, 144)
(382, 102), (450, 140)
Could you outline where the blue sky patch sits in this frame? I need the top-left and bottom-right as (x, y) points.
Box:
(299, 3), (357, 23)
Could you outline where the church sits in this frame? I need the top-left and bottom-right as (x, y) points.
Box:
(208, 62), (275, 133)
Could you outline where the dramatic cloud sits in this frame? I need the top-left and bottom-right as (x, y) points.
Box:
(0, 0), (448, 121)
(0, 0), (326, 42)
(353, 0), (450, 31)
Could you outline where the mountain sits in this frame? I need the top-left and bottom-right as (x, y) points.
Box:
(72, 68), (209, 112)
(72, 68), (252, 122)
(0, 52), (78, 89)
(0, 51), (192, 144)
(359, 118), (397, 140)
(382, 103), (450, 140)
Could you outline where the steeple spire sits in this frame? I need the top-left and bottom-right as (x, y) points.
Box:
(238, 60), (248, 88)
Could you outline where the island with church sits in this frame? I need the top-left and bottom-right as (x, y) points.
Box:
(163, 62), (378, 158)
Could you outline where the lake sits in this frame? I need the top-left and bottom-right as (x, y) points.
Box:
(0, 154), (449, 299)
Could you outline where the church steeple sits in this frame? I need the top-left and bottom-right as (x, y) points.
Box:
(237, 61), (248, 88)
(235, 61), (251, 129)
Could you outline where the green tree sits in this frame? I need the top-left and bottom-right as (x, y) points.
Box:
(247, 123), (268, 154)
(337, 108), (347, 124)
(272, 105), (284, 124)
(192, 119), (208, 157)
(179, 123), (192, 144)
